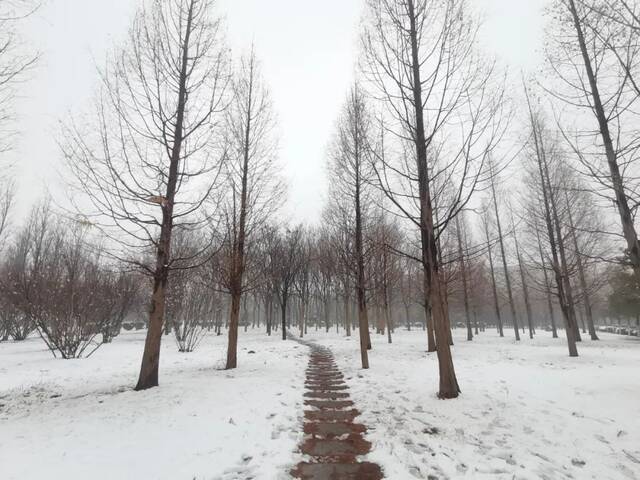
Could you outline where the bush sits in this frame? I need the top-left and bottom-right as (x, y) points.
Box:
(2, 203), (140, 358)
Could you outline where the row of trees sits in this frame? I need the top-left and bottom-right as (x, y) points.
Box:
(2, 0), (640, 401)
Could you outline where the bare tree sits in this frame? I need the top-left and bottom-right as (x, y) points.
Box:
(535, 220), (559, 338)
(294, 232), (314, 338)
(369, 213), (402, 344)
(488, 161), (521, 341)
(268, 225), (303, 341)
(63, 0), (230, 389)
(455, 214), (473, 341)
(521, 91), (580, 356)
(327, 84), (374, 369)
(220, 47), (282, 369)
(362, 0), (506, 398)
(565, 190), (599, 340)
(0, 0), (38, 155)
(3, 202), (136, 358)
(546, 0), (640, 279)
(482, 207), (504, 337)
(510, 213), (535, 339)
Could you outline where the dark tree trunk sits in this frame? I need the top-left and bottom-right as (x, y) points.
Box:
(408, 0), (459, 398)
(281, 296), (287, 340)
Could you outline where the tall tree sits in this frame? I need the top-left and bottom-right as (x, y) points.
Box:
(327, 85), (374, 369)
(489, 161), (521, 341)
(362, 0), (505, 398)
(547, 0), (640, 279)
(522, 88), (579, 355)
(64, 0), (230, 389)
(221, 47), (281, 369)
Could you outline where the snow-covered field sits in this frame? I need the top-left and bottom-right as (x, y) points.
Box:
(1, 327), (639, 479)
(308, 328), (640, 480)
(0, 331), (307, 480)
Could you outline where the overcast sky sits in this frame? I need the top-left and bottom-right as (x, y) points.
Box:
(9, 0), (548, 224)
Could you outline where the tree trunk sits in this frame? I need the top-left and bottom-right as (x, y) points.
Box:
(456, 217), (473, 341)
(135, 270), (167, 390)
(544, 146), (579, 355)
(524, 84), (575, 354)
(226, 292), (241, 369)
(267, 297), (273, 336)
(513, 222), (534, 339)
(281, 296), (287, 340)
(485, 219), (504, 337)
(423, 293), (436, 351)
(566, 192), (599, 341)
(135, 1), (195, 390)
(354, 90), (371, 368)
(408, 0), (459, 398)
(344, 288), (352, 337)
(405, 304), (411, 331)
(536, 227), (558, 338)
(490, 168), (520, 341)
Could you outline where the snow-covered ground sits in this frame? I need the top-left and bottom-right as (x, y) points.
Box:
(0, 330), (307, 480)
(307, 328), (640, 480)
(2, 327), (639, 480)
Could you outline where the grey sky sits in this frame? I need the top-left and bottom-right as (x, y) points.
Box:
(9, 0), (548, 224)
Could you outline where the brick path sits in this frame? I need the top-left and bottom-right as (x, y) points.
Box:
(291, 342), (383, 480)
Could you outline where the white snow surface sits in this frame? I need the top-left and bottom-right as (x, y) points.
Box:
(0, 330), (307, 480)
(306, 328), (640, 480)
(1, 327), (639, 479)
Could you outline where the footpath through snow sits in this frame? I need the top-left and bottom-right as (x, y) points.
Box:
(307, 328), (640, 480)
(1, 327), (639, 479)
(291, 337), (383, 479)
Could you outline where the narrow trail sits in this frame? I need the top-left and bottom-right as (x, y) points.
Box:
(291, 337), (383, 480)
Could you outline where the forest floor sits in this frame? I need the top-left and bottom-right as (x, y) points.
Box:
(0, 327), (639, 479)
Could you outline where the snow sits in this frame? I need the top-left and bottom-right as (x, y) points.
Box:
(306, 328), (640, 480)
(0, 330), (307, 480)
(1, 327), (639, 479)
